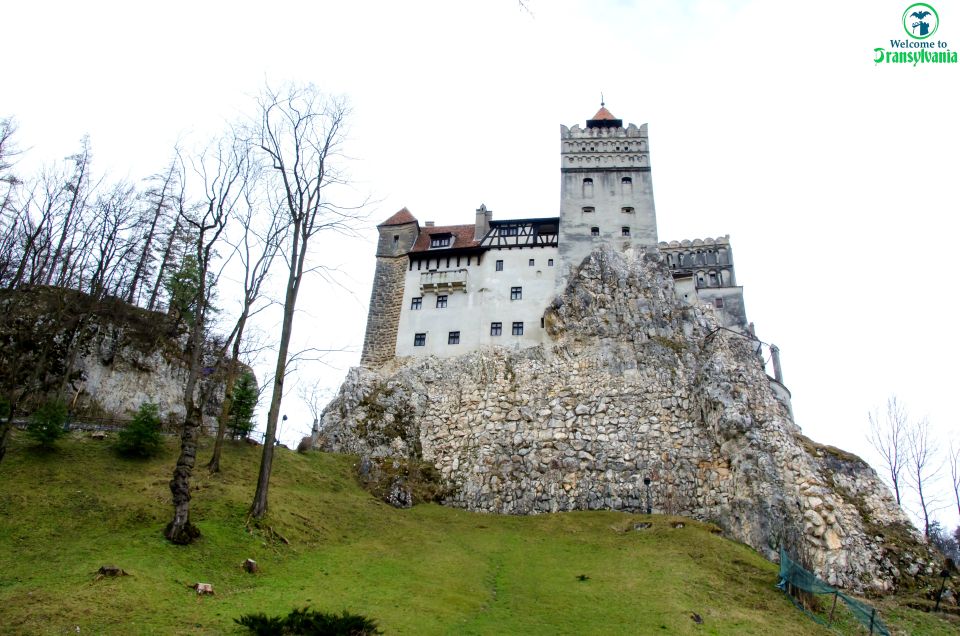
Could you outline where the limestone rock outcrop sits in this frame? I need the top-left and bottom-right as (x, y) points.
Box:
(0, 286), (230, 428)
(320, 248), (941, 594)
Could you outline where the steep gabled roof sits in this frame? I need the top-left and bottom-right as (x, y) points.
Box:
(410, 224), (481, 253)
(379, 207), (418, 227)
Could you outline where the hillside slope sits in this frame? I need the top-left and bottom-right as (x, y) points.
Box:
(0, 433), (955, 635)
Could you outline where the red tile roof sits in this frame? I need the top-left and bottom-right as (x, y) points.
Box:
(410, 224), (481, 253)
(591, 106), (616, 121)
(379, 207), (417, 227)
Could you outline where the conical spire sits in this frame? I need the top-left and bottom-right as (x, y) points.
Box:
(586, 100), (623, 129)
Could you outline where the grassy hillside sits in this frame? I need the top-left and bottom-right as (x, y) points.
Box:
(0, 433), (954, 635)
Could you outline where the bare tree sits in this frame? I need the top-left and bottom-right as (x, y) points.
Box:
(299, 381), (328, 438)
(47, 137), (94, 287)
(207, 170), (285, 473)
(85, 180), (139, 299)
(126, 159), (179, 305)
(248, 83), (364, 519)
(949, 441), (959, 522)
(906, 418), (941, 539)
(164, 135), (248, 544)
(867, 396), (908, 506)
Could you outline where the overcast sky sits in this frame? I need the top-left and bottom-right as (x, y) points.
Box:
(6, 0), (959, 530)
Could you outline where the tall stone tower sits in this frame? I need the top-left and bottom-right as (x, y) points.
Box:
(558, 105), (657, 286)
(360, 208), (419, 367)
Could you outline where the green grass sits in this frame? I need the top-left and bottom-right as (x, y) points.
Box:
(0, 433), (956, 635)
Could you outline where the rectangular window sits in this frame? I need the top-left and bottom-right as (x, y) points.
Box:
(510, 286), (522, 300)
(411, 297), (422, 310)
(714, 297), (724, 308)
(490, 322), (502, 336)
(548, 258), (554, 266)
(500, 226), (519, 236)
(448, 331), (460, 345)
(436, 295), (448, 308)
(528, 259), (535, 267)
(622, 226), (631, 237)
(414, 333), (426, 347)
(622, 207), (634, 214)
(582, 206), (595, 214)
(495, 259), (504, 271)
(512, 321), (524, 336)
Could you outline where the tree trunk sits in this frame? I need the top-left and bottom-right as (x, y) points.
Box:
(0, 418), (13, 464)
(207, 361), (238, 474)
(250, 241), (301, 519)
(164, 255), (208, 544)
(147, 212), (182, 312)
(164, 401), (202, 544)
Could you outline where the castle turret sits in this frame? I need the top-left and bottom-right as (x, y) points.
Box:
(360, 208), (419, 366)
(558, 104), (657, 286)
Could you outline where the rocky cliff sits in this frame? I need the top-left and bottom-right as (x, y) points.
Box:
(0, 286), (227, 428)
(319, 248), (943, 594)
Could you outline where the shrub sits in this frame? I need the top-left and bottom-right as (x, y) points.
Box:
(116, 402), (163, 458)
(26, 399), (68, 448)
(235, 607), (381, 635)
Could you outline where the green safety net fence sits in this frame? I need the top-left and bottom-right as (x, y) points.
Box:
(777, 547), (889, 635)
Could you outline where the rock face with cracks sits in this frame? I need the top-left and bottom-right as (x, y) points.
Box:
(320, 248), (942, 594)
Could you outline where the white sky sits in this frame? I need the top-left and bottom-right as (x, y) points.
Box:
(6, 0), (959, 530)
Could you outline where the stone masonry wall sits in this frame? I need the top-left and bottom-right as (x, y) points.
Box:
(322, 248), (943, 595)
(359, 255), (407, 367)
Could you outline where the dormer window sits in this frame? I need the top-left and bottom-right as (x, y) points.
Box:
(429, 233), (452, 248)
(500, 226), (519, 236)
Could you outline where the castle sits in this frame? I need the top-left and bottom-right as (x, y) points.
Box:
(321, 108), (944, 593)
(361, 105), (782, 387)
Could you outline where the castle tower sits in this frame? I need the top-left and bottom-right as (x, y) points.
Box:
(360, 208), (419, 366)
(558, 105), (657, 285)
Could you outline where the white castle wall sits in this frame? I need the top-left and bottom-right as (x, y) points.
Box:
(395, 245), (558, 358)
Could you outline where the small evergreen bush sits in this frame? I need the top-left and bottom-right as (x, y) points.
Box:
(116, 402), (163, 458)
(228, 371), (258, 439)
(26, 399), (68, 448)
(235, 607), (381, 635)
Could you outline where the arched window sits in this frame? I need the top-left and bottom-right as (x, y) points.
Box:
(582, 178), (594, 198)
(621, 176), (633, 196)
(590, 227), (600, 236)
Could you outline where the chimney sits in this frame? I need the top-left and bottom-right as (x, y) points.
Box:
(475, 204), (492, 241)
(425, 221), (435, 227)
